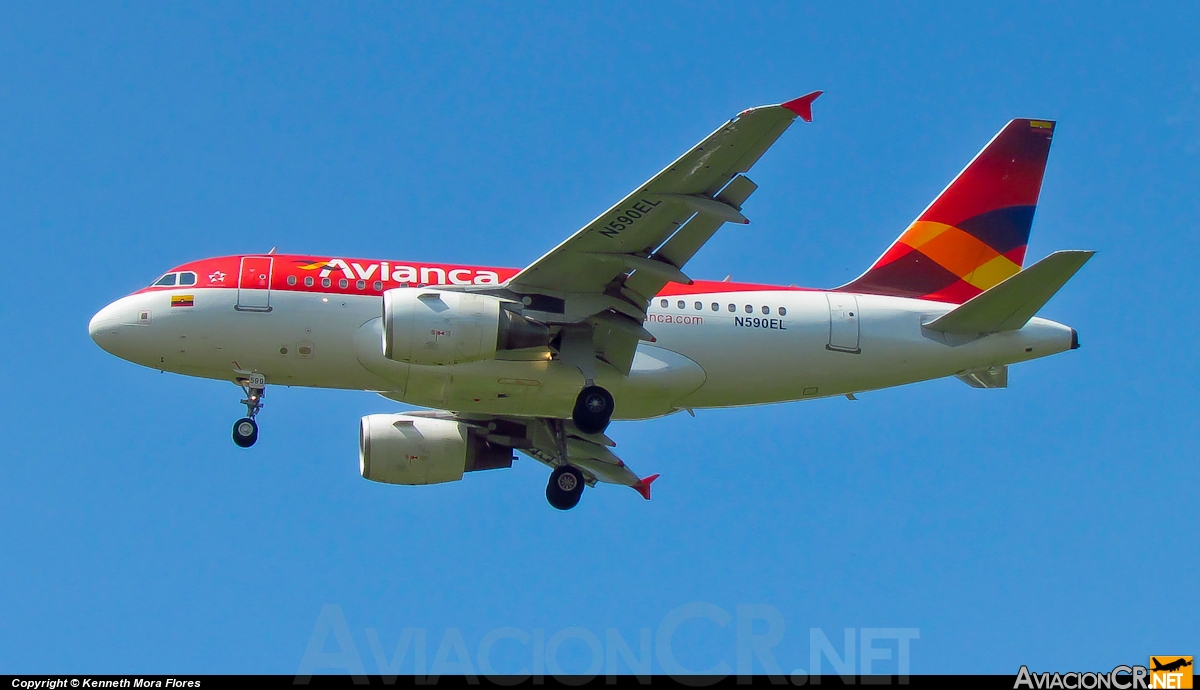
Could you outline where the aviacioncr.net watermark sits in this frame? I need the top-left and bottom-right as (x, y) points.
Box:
(295, 602), (919, 684)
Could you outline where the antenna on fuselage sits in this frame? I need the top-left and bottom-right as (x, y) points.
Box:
(267, 247), (277, 255)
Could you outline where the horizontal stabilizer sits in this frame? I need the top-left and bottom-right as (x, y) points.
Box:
(924, 250), (1094, 335)
(956, 365), (1008, 388)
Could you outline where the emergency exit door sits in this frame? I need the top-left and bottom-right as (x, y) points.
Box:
(237, 256), (274, 312)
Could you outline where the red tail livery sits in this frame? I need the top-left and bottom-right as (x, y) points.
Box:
(841, 119), (1055, 303)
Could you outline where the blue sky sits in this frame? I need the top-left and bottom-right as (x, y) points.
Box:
(2, 1), (1197, 675)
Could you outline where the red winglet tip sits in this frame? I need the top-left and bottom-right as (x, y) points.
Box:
(633, 474), (660, 500)
(781, 90), (823, 122)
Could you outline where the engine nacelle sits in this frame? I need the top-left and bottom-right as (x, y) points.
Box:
(359, 414), (514, 486)
(382, 288), (548, 366)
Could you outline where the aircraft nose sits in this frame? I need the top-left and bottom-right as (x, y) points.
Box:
(89, 299), (128, 354)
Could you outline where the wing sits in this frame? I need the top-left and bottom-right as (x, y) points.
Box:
(520, 423), (659, 499)
(403, 408), (660, 499)
(499, 92), (822, 374)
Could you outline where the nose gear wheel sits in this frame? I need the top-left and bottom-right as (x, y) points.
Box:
(232, 375), (266, 448)
(232, 418), (258, 447)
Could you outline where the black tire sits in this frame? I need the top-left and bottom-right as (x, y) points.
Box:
(572, 385), (614, 435)
(232, 417), (258, 448)
(546, 465), (585, 511)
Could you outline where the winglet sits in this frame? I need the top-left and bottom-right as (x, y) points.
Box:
(632, 474), (660, 500)
(781, 91), (823, 122)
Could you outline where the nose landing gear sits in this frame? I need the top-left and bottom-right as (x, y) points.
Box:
(232, 374), (265, 448)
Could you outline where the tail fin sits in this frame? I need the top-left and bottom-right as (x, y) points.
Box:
(840, 118), (1056, 303)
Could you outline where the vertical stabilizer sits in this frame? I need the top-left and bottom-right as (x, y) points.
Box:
(840, 119), (1056, 303)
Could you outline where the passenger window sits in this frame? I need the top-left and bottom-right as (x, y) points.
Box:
(711, 303), (719, 312)
(304, 276), (314, 287)
(356, 280), (366, 290)
(694, 301), (702, 310)
(728, 304), (735, 312)
(373, 280), (383, 291)
(677, 300), (685, 309)
(762, 306), (770, 315)
(339, 279), (349, 289)
(321, 277), (331, 288)
(745, 305), (753, 313)
(178, 272), (197, 286)
(779, 307), (787, 316)
(153, 273), (177, 287)
(659, 299), (668, 308)
(287, 275), (297, 286)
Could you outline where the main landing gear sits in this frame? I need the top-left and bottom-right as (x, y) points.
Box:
(572, 385), (614, 435)
(232, 375), (265, 448)
(533, 418), (591, 511)
(540, 385), (613, 509)
(546, 465), (585, 511)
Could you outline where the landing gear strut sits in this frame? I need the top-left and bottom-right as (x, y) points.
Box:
(572, 385), (614, 435)
(546, 465), (585, 511)
(232, 376), (265, 448)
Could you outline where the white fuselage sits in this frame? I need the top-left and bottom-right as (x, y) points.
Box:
(89, 284), (1076, 420)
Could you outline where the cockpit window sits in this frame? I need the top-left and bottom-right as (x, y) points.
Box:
(152, 271), (197, 287)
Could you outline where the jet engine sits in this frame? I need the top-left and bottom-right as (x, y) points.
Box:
(359, 414), (514, 485)
(382, 288), (549, 366)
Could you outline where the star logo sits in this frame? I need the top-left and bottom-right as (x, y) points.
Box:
(208, 271), (226, 284)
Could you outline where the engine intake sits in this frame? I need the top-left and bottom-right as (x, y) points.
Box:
(382, 288), (549, 365)
(359, 414), (514, 485)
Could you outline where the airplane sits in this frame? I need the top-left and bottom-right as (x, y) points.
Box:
(88, 92), (1093, 511)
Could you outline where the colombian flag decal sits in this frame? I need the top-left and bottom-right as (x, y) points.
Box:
(171, 295), (195, 307)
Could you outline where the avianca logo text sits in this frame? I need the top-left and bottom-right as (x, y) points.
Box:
(298, 259), (501, 286)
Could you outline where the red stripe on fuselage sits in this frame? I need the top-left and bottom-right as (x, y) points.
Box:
(132, 255), (813, 298)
